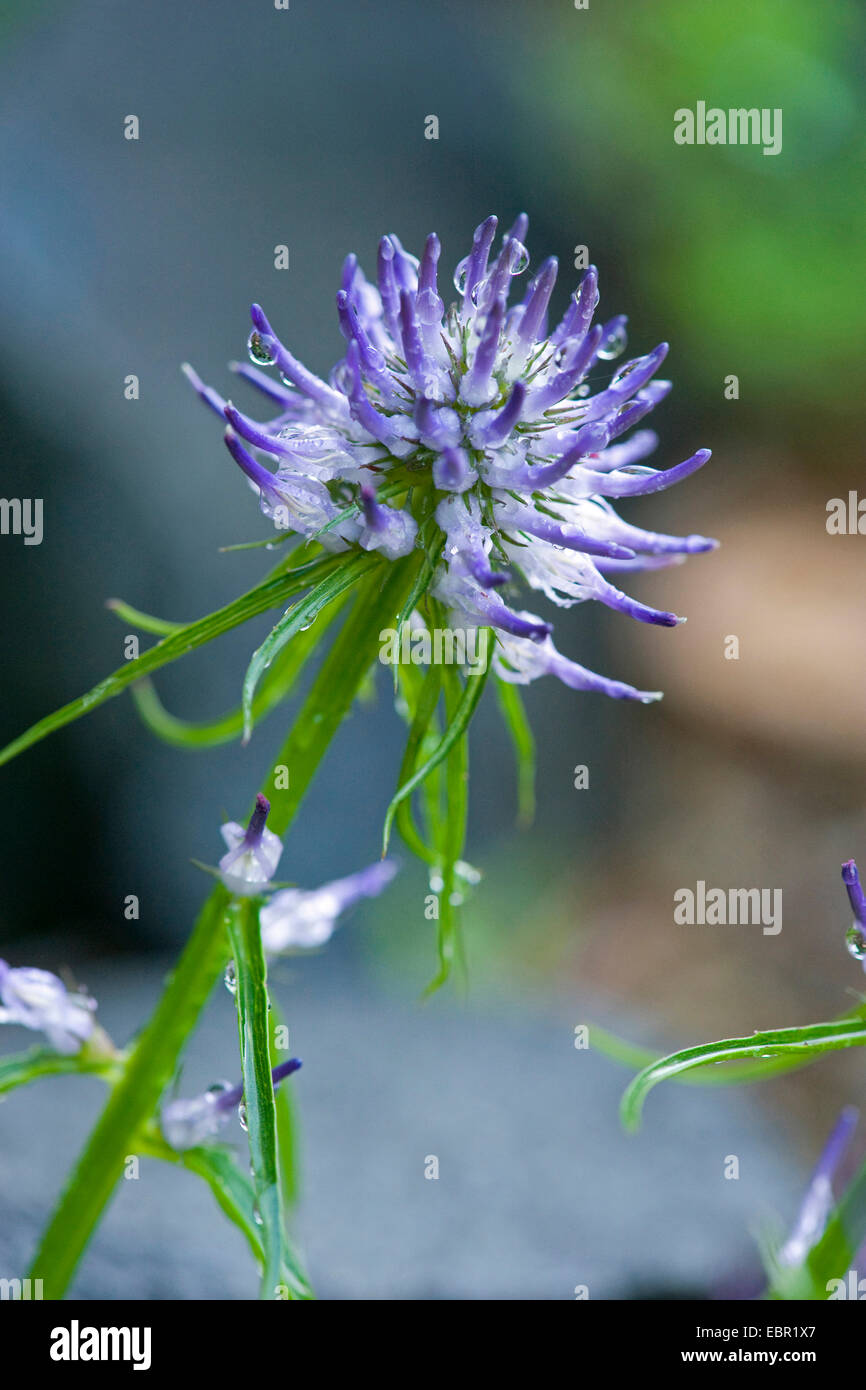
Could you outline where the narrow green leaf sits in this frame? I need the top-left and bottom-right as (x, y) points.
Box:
(269, 1003), (301, 1209)
(0, 550), (344, 770)
(393, 661), (443, 865)
(0, 1046), (120, 1096)
(590, 1022), (825, 1088)
(381, 639), (492, 856)
(105, 599), (183, 635)
(495, 677), (536, 827)
(241, 550), (381, 741)
(423, 664), (471, 995)
(260, 556), (420, 840)
(620, 1009), (866, 1133)
(226, 896), (285, 1301)
(140, 1132), (312, 1299)
(395, 522), (444, 639)
(129, 587), (348, 750)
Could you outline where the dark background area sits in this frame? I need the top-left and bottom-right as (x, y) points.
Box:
(0, 0), (864, 1297)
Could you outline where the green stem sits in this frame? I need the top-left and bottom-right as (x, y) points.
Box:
(29, 887), (232, 1298)
(27, 555), (415, 1298)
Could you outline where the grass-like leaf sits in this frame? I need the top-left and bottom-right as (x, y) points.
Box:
(495, 677), (536, 827)
(620, 1007), (866, 1132)
(381, 639), (492, 856)
(129, 586), (349, 750)
(226, 896), (286, 1301)
(241, 550), (381, 741)
(140, 1132), (312, 1299)
(0, 549), (344, 770)
(0, 1046), (120, 1096)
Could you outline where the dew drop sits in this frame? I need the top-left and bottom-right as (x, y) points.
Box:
(453, 257), (470, 294)
(224, 961), (237, 995)
(238, 1101), (248, 1132)
(417, 288), (444, 325)
(247, 330), (277, 367)
(576, 383), (591, 397)
(331, 361), (354, 394)
(253, 1204), (264, 1227)
(597, 325), (628, 361)
(509, 241), (530, 275)
(846, 924), (866, 961)
(470, 278), (488, 309)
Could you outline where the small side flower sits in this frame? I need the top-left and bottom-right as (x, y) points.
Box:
(162, 1058), (302, 1151)
(0, 959), (97, 1054)
(260, 860), (398, 954)
(219, 792), (284, 896)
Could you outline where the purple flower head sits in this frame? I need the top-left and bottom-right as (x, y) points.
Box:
(162, 1057), (302, 1151)
(777, 1106), (858, 1268)
(0, 958), (96, 1054)
(219, 792), (283, 896)
(259, 860), (398, 955)
(187, 215), (716, 699)
(842, 859), (866, 968)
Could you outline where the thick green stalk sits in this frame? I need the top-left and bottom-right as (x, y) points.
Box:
(28, 556), (416, 1298)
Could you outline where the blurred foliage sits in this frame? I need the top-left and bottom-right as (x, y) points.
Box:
(512, 0), (865, 429)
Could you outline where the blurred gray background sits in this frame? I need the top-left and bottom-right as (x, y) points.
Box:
(1, 0), (865, 1297)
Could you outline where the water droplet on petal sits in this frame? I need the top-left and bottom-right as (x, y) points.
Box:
(509, 241), (530, 275)
(576, 383), (590, 397)
(453, 257), (470, 294)
(417, 288), (444, 325)
(224, 961), (238, 995)
(470, 277), (488, 308)
(846, 924), (866, 961)
(331, 361), (354, 394)
(598, 325), (628, 360)
(248, 331), (277, 367)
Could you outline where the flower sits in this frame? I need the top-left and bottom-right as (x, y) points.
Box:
(216, 795), (397, 951)
(260, 860), (397, 954)
(162, 1057), (302, 1151)
(219, 792), (284, 895)
(185, 214), (716, 700)
(777, 1106), (858, 1267)
(842, 859), (866, 967)
(0, 959), (96, 1054)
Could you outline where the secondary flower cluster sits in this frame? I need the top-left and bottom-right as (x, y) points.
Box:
(185, 214), (716, 702)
